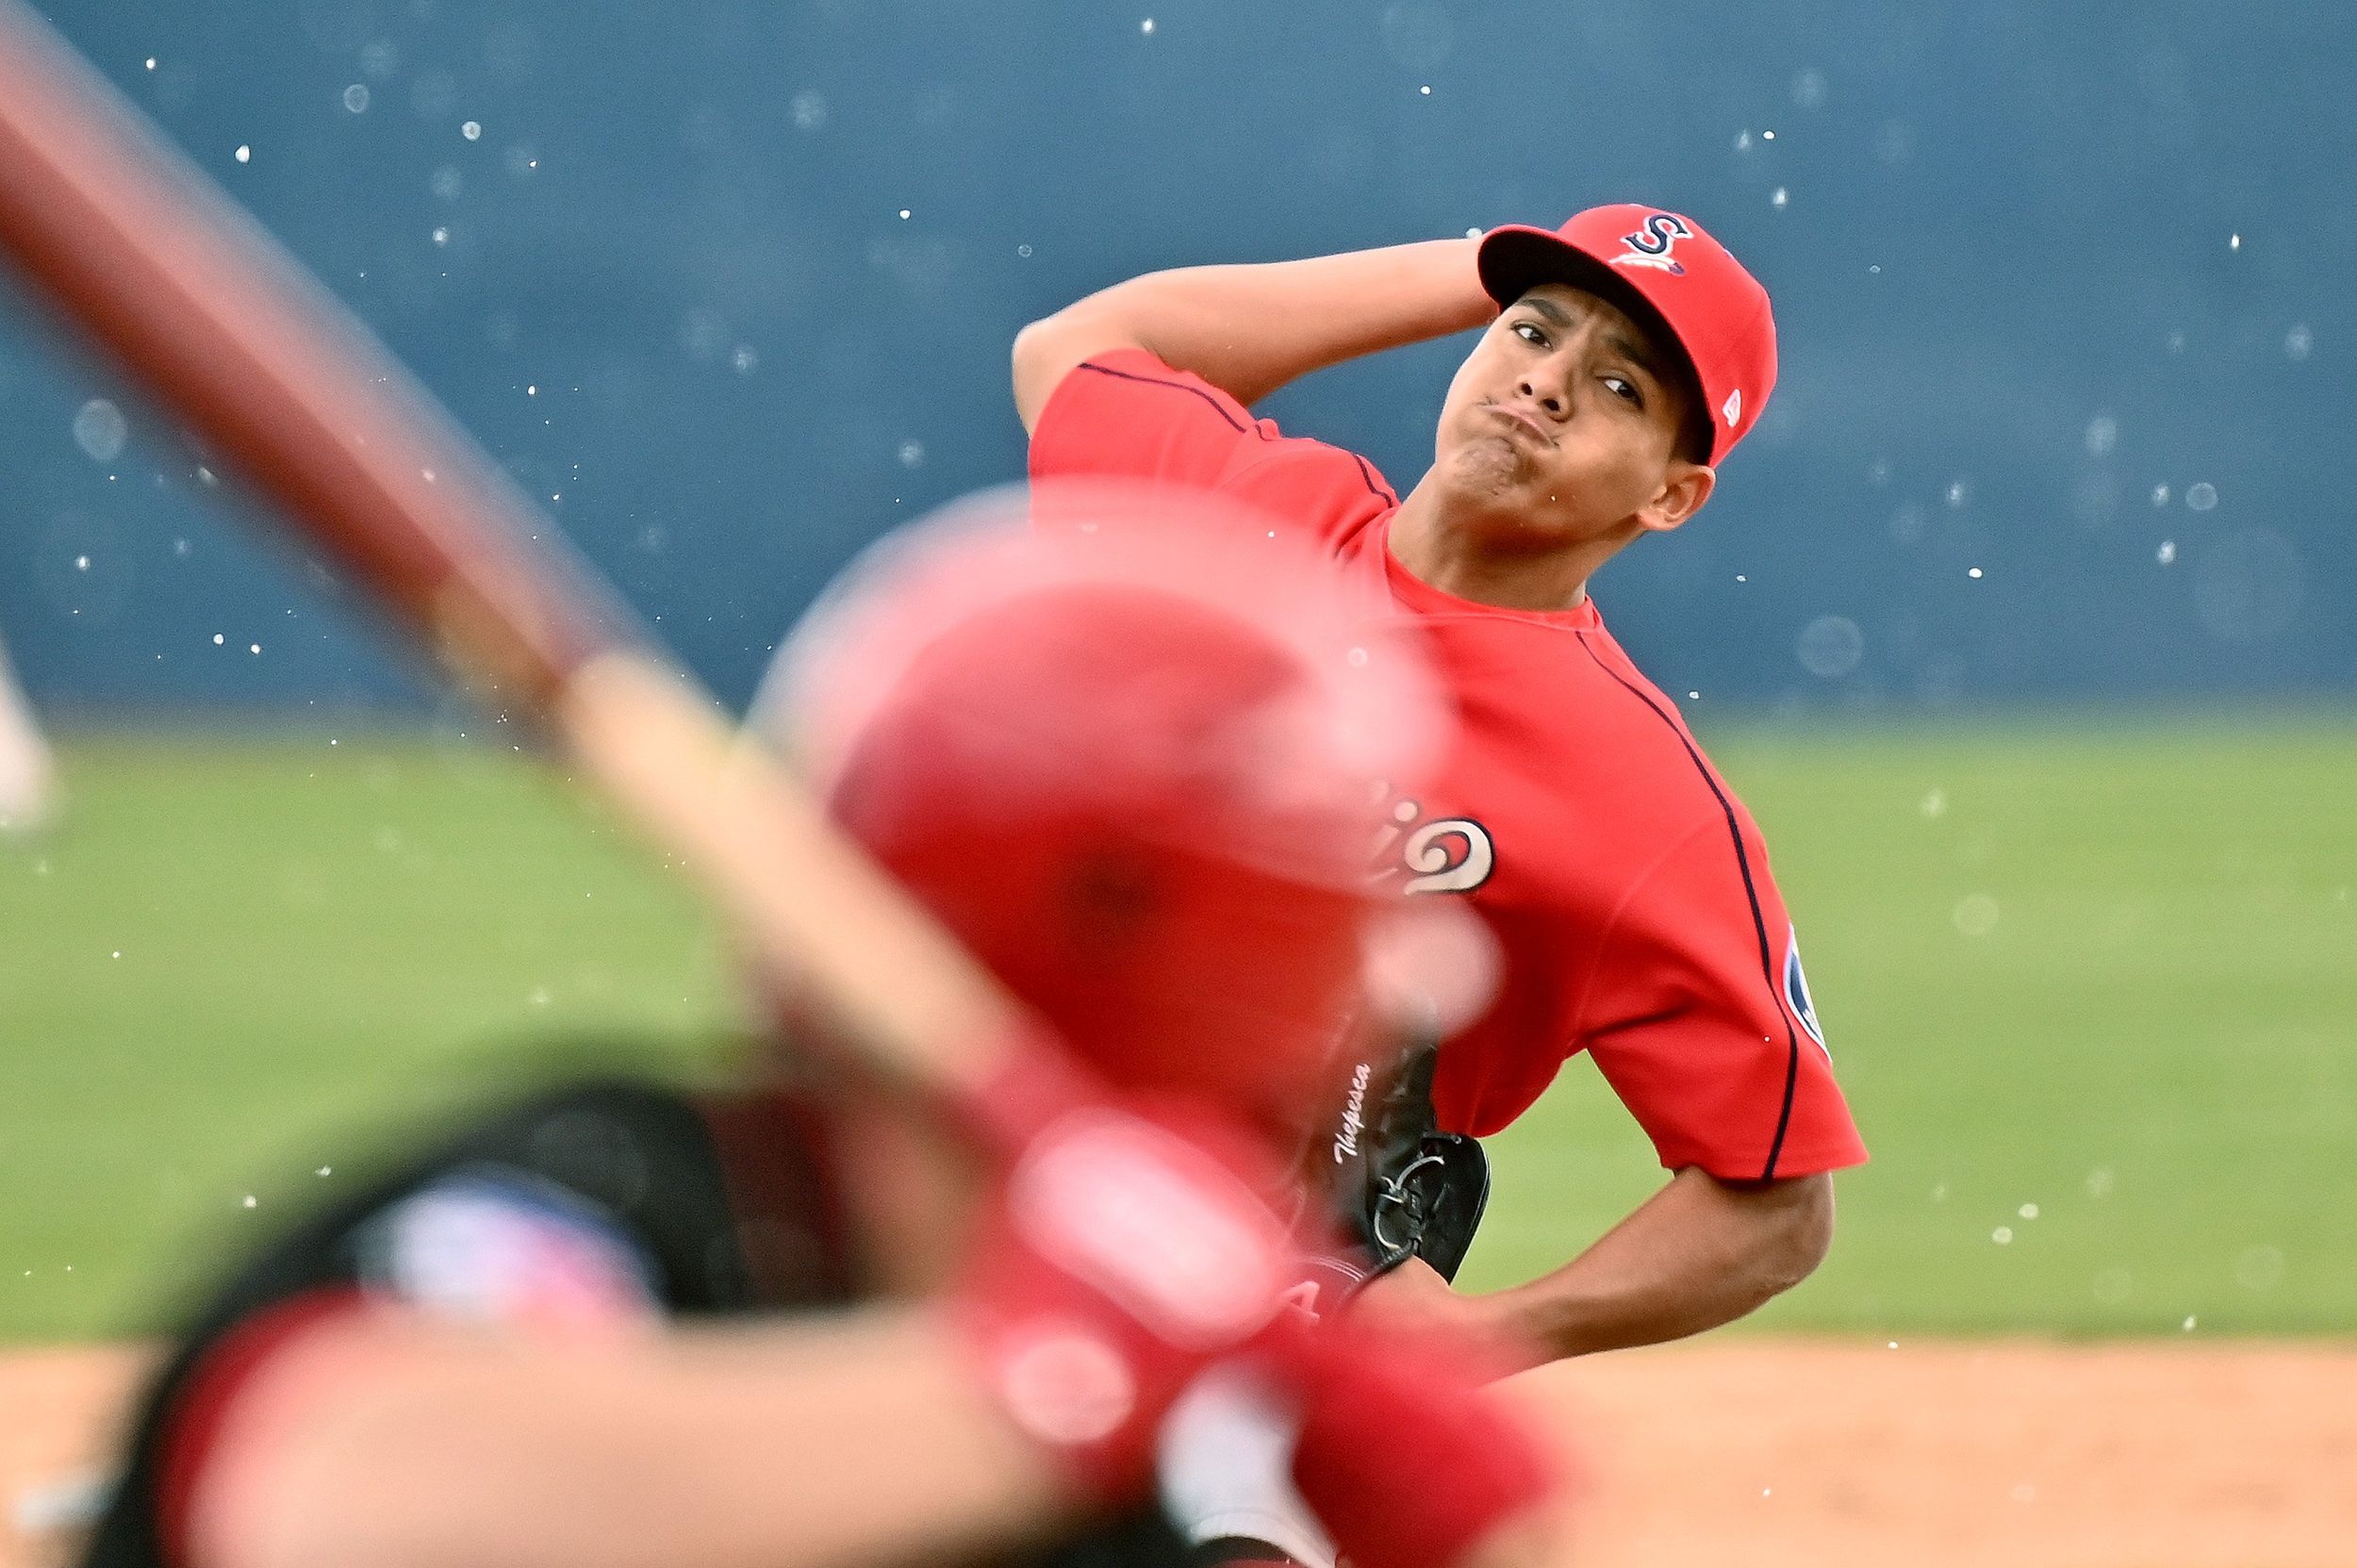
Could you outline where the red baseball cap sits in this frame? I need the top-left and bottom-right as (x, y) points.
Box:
(1476, 204), (1776, 464)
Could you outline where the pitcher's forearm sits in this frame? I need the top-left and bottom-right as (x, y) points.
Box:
(1014, 238), (1492, 427)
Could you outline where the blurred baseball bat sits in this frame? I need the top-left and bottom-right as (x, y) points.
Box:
(0, 0), (1022, 1110)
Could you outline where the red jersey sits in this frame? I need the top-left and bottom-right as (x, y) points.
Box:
(1030, 350), (1865, 1181)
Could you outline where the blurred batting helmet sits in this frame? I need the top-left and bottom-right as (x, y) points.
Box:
(752, 482), (1449, 1124)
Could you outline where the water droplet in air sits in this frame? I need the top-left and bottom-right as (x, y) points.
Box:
(316, 1166), (333, 1177)
(2084, 414), (2118, 456)
(2019, 1203), (2039, 1219)
(1795, 615), (1864, 678)
(2151, 484), (2171, 506)
(74, 554), (89, 572)
(2157, 540), (2176, 565)
(248, 643), (260, 654)
(1734, 129), (1752, 152)
(2284, 324), (2312, 360)
(343, 84), (370, 113)
(144, 57), (156, 70)
(1791, 69), (1827, 107)
(2229, 233), (2240, 251)
(241, 1195), (257, 1209)
(790, 91), (827, 131)
(2182, 1315), (2197, 1330)
(1770, 187), (1788, 208)
(74, 399), (127, 461)
(1017, 243), (1033, 257)
(234, 144), (251, 163)
(211, 634), (224, 646)
(732, 344), (758, 374)
(1968, 567), (1984, 580)
(898, 207), (912, 220)
(1762, 129), (1776, 140)
(1946, 479), (1969, 507)
(1141, 17), (1155, 32)
(1418, 85), (1432, 96)
(1920, 788), (1947, 818)
(461, 120), (482, 140)
(2186, 482), (2217, 511)
(1992, 1226), (2014, 1245)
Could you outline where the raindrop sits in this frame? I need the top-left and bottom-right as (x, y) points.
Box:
(2151, 484), (2171, 506)
(1953, 895), (1999, 936)
(1945, 479), (1969, 507)
(2157, 540), (2176, 565)
(241, 1195), (256, 1209)
(1920, 788), (1947, 818)
(248, 643), (260, 654)
(2019, 1203), (2039, 1219)
(1968, 567), (1984, 580)
(1770, 187), (1788, 208)
(731, 344), (758, 375)
(430, 165), (464, 200)
(2185, 482), (2217, 511)
(211, 633), (224, 646)
(461, 120), (483, 140)
(1992, 1226), (2014, 1245)
(1418, 85), (1432, 96)
(1017, 243), (1033, 257)
(897, 439), (926, 469)
(316, 1165), (333, 1177)
(1734, 129), (1752, 152)
(73, 399), (126, 461)
(144, 57), (156, 70)
(234, 143), (251, 163)
(1687, 690), (1700, 701)
(1762, 129), (1776, 140)
(2229, 233), (2240, 251)
(2182, 1315), (2198, 1331)
(2284, 324), (2312, 361)
(342, 84), (370, 113)
(74, 555), (89, 572)
(898, 207), (912, 220)
(431, 226), (450, 245)
(1141, 17), (1155, 33)
(1794, 615), (1864, 678)
(2083, 414), (2118, 456)
(1791, 68), (1827, 107)
(790, 90), (828, 131)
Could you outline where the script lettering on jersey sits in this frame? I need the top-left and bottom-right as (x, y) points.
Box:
(1331, 1060), (1373, 1164)
(1374, 795), (1496, 897)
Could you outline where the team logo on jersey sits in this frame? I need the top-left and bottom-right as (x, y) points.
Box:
(1782, 926), (1828, 1054)
(362, 1167), (657, 1328)
(1611, 213), (1693, 275)
(1374, 797), (1495, 897)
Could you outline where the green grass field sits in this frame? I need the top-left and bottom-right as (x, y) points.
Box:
(3, 722), (2352, 1344)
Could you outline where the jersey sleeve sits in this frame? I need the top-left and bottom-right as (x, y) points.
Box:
(1574, 820), (1867, 1181)
(1028, 349), (1396, 555)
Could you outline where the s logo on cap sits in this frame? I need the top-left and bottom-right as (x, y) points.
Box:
(1613, 213), (1693, 275)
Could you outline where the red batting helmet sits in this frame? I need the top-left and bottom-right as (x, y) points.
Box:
(754, 483), (1448, 1124)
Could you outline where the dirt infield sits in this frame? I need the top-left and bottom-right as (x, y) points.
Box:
(6, 1339), (2354, 1568)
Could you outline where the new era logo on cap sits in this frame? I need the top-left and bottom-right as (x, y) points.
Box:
(1475, 205), (1778, 464)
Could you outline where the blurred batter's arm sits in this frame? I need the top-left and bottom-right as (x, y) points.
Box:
(1361, 1168), (1834, 1375)
(1012, 238), (1492, 430)
(187, 1309), (1078, 1568)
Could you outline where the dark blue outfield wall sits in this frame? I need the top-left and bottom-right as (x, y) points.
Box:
(3, 1), (2350, 718)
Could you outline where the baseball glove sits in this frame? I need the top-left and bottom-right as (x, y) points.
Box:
(1320, 1040), (1490, 1286)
